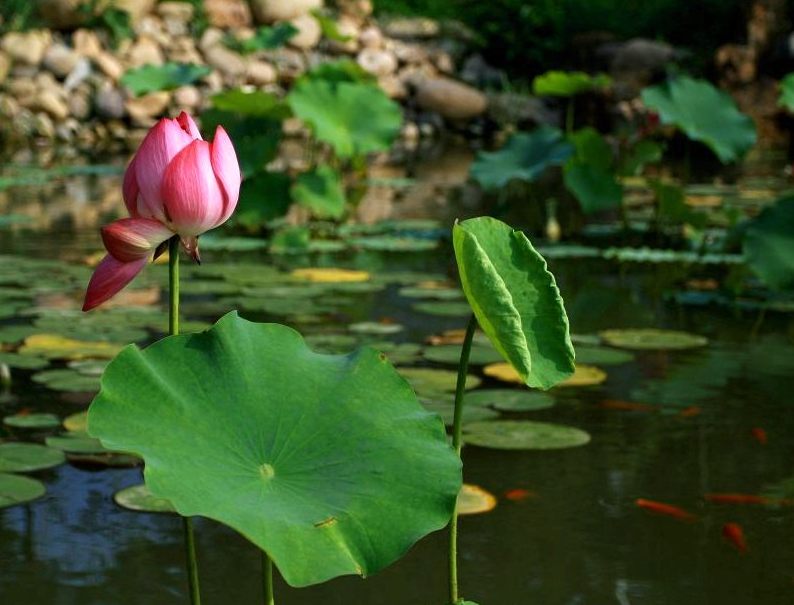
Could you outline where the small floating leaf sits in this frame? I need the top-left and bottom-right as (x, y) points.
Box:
(398, 367), (481, 395)
(463, 420), (591, 450)
(0, 473), (46, 508)
(0, 352), (49, 370)
(3, 413), (60, 429)
(599, 329), (708, 350)
(453, 217), (575, 389)
(465, 389), (554, 411)
(0, 442), (65, 472)
(422, 399), (500, 426)
(422, 344), (503, 366)
(63, 411), (88, 434)
(114, 484), (177, 514)
(574, 346), (634, 365)
(457, 484), (497, 515)
(291, 268), (370, 283)
(412, 301), (473, 317)
(20, 334), (123, 360)
(45, 435), (109, 454)
(348, 321), (403, 335)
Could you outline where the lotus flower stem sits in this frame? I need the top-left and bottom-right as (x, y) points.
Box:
(448, 314), (477, 605)
(263, 551), (275, 605)
(170, 236), (201, 605)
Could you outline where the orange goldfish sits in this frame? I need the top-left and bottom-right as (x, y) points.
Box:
(635, 498), (697, 522)
(722, 522), (747, 553)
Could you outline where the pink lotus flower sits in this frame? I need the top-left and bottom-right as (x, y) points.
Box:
(83, 112), (240, 312)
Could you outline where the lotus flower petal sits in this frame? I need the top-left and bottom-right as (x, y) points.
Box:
(209, 126), (241, 226)
(177, 111), (203, 141)
(102, 218), (174, 263)
(122, 155), (141, 217)
(161, 140), (225, 237)
(83, 255), (148, 312)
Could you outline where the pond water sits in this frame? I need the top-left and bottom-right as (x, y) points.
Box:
(1, 151), (794, 605)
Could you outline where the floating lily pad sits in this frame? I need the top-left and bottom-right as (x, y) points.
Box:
(67, 360), (108, 377)
(372, 342), (423, 365)
(453, 218), (575, 389)
(465, 389), (554, 411)
(88, 312), (462, 587)
(422, 344), (503, 366)
(398, 286), (463, 300)
(291, 268), (370, 283)
(0, 442), (65, 472)
(45, 435), (109, 454)
(0, 352), (49, 370)
(0, 473), (46, 509)
(463, 420), (591, 450)
(457, 484), (497, 515)
(3, 413), (60, 429)
(398, 367), (481, 395)
(62, 411), (88, 434)
(32, 369), (101, 392)
(20, 334), (123, 360)
(412, 301), (473, 317)
(422, 399), (500, 426)
(348, 322), (403, 335)
(303, 333), (358, 353)
(349, 236), (438, 252)
(599, 329), (708, 350)
(114, 484), (177, 514)
(574, 346), (634, 365)
(484, 362), (606, 387)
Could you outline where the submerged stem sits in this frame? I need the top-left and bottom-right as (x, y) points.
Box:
(448, 315), (477, 605)
(170, 236), (201, 605)
(263, 551), (275, 605)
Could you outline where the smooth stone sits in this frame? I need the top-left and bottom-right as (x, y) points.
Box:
(42, 43), (80, 78)
(250, 0), (323, 24)
(204, 0), (253, 28)
(1, 30), (51, 66)
(125, 91), (171, 125)
(126, 36), (165, 68)
(415, 77), (488, 120)
(94, 86), (126, 119)
(288, 14), (322, 50)
(246, 61), (278, 86)
(357, 48), (398, 77)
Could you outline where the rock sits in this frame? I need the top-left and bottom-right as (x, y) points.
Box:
(167, 37), (204, 64)
(64, 57), (92, 91)
(204, 0), (253, 28)
(125, 91), (171, 126)
(357, 49), (398, 77)
(359, 26), (383, 49)
(199, 28), (225, 53)
(0, 52), (10, 85)
(72, 29), (102, 59)
(392, 41), (428, 64)
(327, 16), (360, 54)
(94, 51), (124, 82)
(204, 45), (247, 80)
(1, 30), (51, 66)
(34, 89), (69, 120)
(716, 44), (757, 87)
(289, 14), (322, 50)
(250, 0), (323, 24)
(487, 92), (556, 128)
(378, 75), (407, 99)
(37, 0), (85, 30)
(135, 15), (171, 47)
(173, 85), (202, 109)
(414, 77), (487, 120)
(126, 36), (165, 68)
(68, 91), (91, 119)
(383, 17), (440, 39)
(158, 2), (194, 36)
(269, 48), (305, 82)
(55, 118), (80, 142)
(204, 70), (224, 93)
(429, 49), (455, 74)
(114, 0), (157, 24)
(8, 79), (37, 106)
(95, 86), (126, 119)
(337, 0), (373, 21)
(246, 60), (278, 86)
(605, 38), (680, 97)
(33, 113), (55, 138)
(42, 44), (80, 78)
(459, 54), (503, 89)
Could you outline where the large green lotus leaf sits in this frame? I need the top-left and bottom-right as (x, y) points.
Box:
(292, 165), (346, 219)
(88, 312), (461, 587)
(120, 63), (212, 97)
(533, 71), (611, 97)
(563, 162), (623, 214)
(453, 217), (575, 389)
(0, 473), (46, 509)
(470, 127), (573, 190)
(287, 80), (402, 158)
(779, 73), (794, 112)
(641, 76), (756, 163)
(743, 196), (794, 291)
(234, 170), (293, 227)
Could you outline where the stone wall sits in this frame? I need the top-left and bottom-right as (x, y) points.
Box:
(0, 0), (491, 151)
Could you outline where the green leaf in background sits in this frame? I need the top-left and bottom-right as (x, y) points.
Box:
(533, 71), (611, 97)
(291, 165), (346, 219)
(641, 76), (756, 163)
(619, 139), (664, 176)
(201, 108), (283, 178)
(651, 180), (708, 229)
(88, 312), (461, 587)
(301, 59), (376, 85)
(209, 90), (291, 119)
(453, 217), (575, 389)
(287, 80), (402, 158)
(224, 22), (298, 53)
(564, 163), (623, 214)
(743, 196), (794, 291)
(270, 226), (311, 254)
(234, 171), (293, 228)
(0, 473), (46, 509)
(779, 73), (794, 112)
(470, 127), (574, 190)
(120, 62), (212, 97)
(311, 10), (353, 42)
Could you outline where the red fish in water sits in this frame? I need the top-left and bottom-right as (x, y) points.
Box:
(705, 493), (794, 507)
(678, 406), (702, 418)
(504, 488), (536, 502)
(635, 498), (697, 522)
(599, 400), (655, 412)
(751, 427), (768, 445)
(722, 522), (747, 553)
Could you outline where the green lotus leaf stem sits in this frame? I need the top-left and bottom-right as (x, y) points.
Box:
(170, 235), (201, 605)
(448, 314), (477, 605)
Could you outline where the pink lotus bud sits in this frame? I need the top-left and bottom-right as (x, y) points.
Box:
(101, 218), (175, 263)
(82, 255), (149, 312)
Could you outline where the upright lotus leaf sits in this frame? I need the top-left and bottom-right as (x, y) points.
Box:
(563, 128), (623, 214)
(88, 312), (461, 587)
(120, 63), (212, 97)
(533, 71), (612, 97)
(779, 73), (794, 112)
(743, 196), (794, 291)
(470, 127), (574, 190)
(641, 76), (756, 163)
(453, 217), (575, 389)
(291, 165), (346, 219)
(287, 79), (402, 158)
